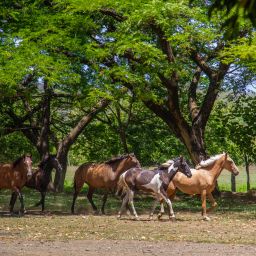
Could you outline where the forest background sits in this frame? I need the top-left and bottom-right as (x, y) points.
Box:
(0, 0), (255, 192)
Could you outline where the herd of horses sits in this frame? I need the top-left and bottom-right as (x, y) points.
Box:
(0, 152), (239, 221)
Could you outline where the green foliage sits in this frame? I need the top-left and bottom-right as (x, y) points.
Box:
(208, 0), (256, 37)
(0, 132), (39, 162)
(0, 0), (255, 169)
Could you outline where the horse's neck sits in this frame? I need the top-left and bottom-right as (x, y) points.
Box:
(207, 156), (226, 181)
(167, 168), (178, 182)
(110, 160), (129, 180)
(40, 163), (53, 177)
(13, 162), (27, 181)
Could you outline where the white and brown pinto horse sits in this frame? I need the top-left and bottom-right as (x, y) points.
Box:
(117, 156), (192, 220)
(164, 152), (239, 221)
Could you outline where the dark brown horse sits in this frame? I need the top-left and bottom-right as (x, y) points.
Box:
(9, 154), (62, 212)
(117, 156), (192, 220)
(0, 154), (33, 214)
(71, 153), (141, 214)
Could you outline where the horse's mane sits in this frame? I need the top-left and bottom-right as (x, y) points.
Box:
(160, 159), (174, 168)
(105, 153), (135, 164)
(197, 153), (224, 168)
(12, 155), (24, 168)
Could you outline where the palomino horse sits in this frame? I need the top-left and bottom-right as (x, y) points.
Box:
(71, 153), (141, 214)
(9, 154), (62, 212)
(163, 152), (239, 221)
(117, 156), (192, 220)
(0, 154), (33, 214)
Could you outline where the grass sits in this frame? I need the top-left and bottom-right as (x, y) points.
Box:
(218, 165), (256, 192)
(0, 165), (256, 244)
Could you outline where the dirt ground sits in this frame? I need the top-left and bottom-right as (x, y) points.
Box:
(1, 239), (256, 256)
(1, 191), (256, 256)
(1, 211), (256, 256)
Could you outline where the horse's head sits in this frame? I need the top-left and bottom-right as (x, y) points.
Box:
(49, 155), (63, 174)
(128, 153), (141, 168)
(223, 153), (239, 176)
(23, 154), (33, 178)
(171, 156), (192, 178)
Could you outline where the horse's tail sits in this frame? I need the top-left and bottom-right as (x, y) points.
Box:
(73, 162), (93, 193)
(116, 171), (129, 197)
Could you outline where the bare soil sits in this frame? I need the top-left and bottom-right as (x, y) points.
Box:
(1, 238), (256, 256)
(1, 211), (256, 256)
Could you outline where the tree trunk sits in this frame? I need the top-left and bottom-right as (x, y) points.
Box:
(54, 147), (68, 192)
(54, 98), (110, 191)
(245, 153), (250, 191)
(119, 128), (129, 153)
(231, 174), (236, 192)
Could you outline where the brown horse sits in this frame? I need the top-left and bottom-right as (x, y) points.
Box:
(163, 152), (239, 221)
(9, 154), (62, 212)
(71, 153), (141, 214)
(0, 154), (33, 214)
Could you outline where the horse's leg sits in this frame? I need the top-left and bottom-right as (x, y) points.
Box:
(34, 191), (43, 207)
(71, 181), (84, 214)
(206, 193), (218, 213)
(41, 192), (46, 212)
(9, 192), (17, 213)
(159, 189), (175, 220)
(157, 199), (165, 220)
(117, 192), (130, 219)
(101, 192), (108, 215)
(166, 182), (176, 199)
(14, 188), (25, 215)
(149, 199), (158, 220)
(128, 190), (139, 220)
(87, 186), (98, 213)
(71, 191), (79, 214)
(201, 189), (210, 221)
(149, 195), (164, 220)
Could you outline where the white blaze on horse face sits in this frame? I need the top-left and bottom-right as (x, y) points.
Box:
(142, 173), (162, 193)
(168, 163), (178, 173)
(24, 157), (33, 177)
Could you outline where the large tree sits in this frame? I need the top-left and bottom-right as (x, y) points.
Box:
(62, 0), (253, 164)
(0, 0), (112, 190)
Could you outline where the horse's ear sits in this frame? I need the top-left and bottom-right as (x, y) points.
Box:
(180, 155), (183, 161)
(224, 152), (228, 160)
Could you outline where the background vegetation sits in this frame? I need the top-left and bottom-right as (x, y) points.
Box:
(0, 0), (255, 191)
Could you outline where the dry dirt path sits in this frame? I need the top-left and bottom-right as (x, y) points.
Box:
(1, 239), (256, 256)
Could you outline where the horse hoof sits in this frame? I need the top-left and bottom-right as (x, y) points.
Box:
(18, 211), (25, 217)
(157, 213), (163, 220)
(169, 216), (176, 221)
(203, 216), (211, 221)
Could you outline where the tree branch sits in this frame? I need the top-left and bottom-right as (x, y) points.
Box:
(188, 67), (201, 121)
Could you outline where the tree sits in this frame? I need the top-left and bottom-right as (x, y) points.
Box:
(63, 0), (253, 164)
(208, 0), (256, 37)
(225, 95), (256, 191)
(0, 1), (111, 190)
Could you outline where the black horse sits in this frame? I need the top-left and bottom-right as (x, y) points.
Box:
(9, 154), (62, 212)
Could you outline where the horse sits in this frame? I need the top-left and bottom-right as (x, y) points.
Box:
(116, 156), (192, 220)
(0, 154), (33, 214)
(9, 154), (62, 212)
(71, 153), (141, 214)
(163, 152), (239, 221)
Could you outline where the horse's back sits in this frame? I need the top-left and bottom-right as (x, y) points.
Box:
(172, 169), (212, 194)
(74, 162), (109, 182)
(0, 163), (16, 189)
